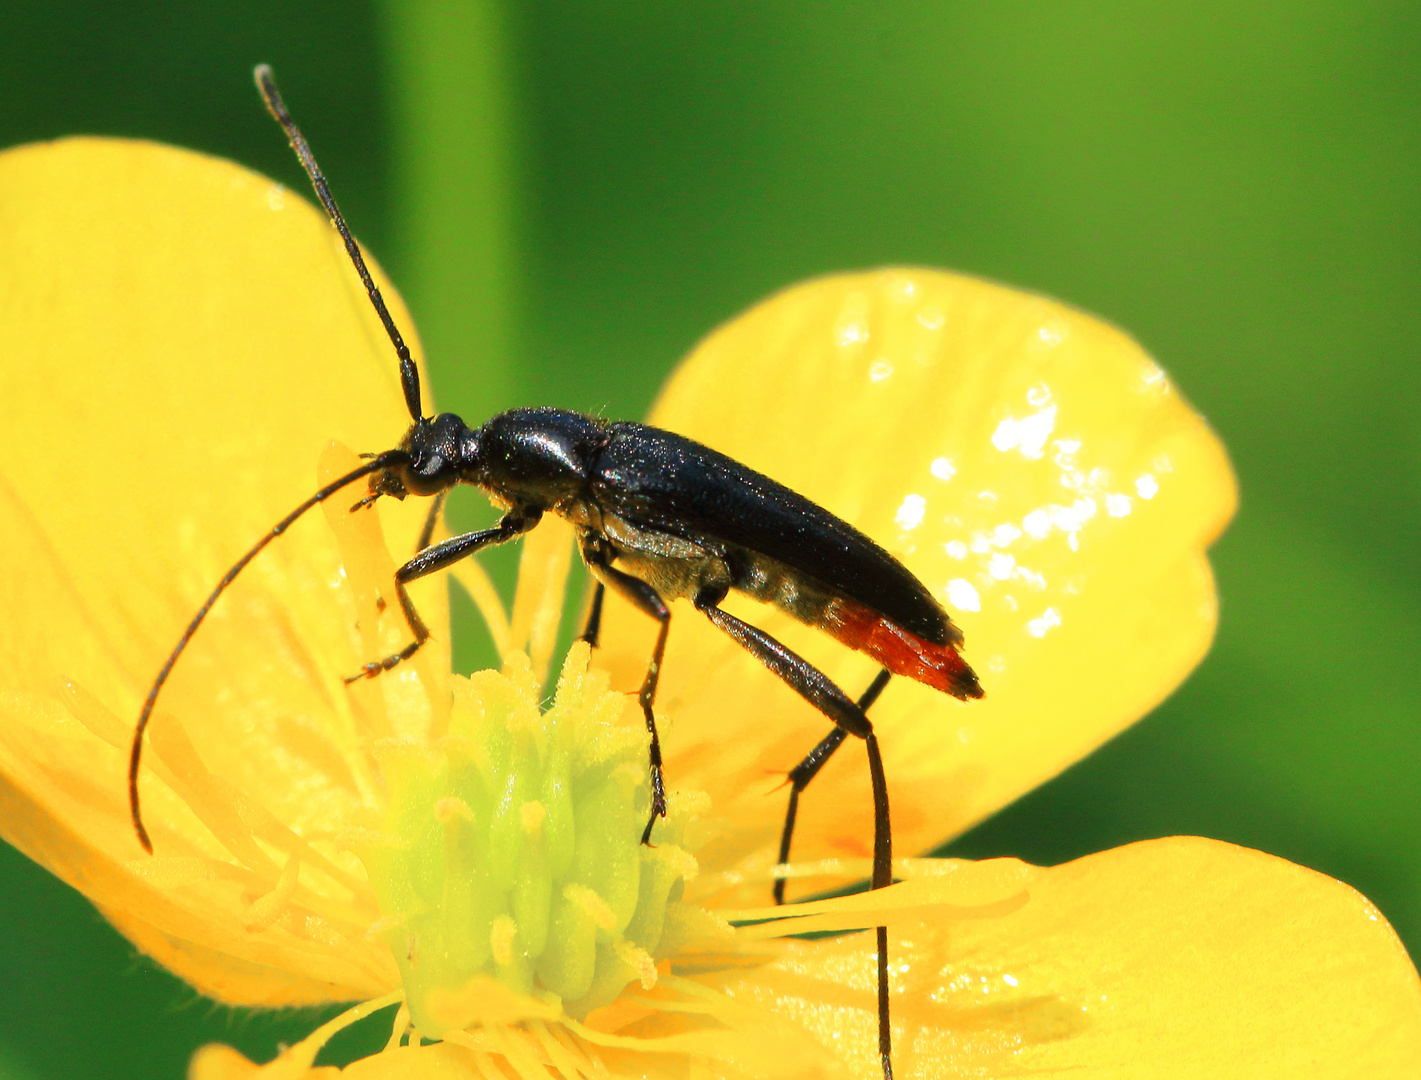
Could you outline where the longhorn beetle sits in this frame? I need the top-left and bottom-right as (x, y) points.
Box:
(127, 65), (984, 1080)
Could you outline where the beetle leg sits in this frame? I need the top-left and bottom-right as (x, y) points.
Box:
(695, 595), (896, 1080)
(579, 581), (606, 647)
(371, 491), (445, 617)
(367, 493), (448, 612)
(579, 543), (671, 843)
(774, 668), (892, 904)
(413, 490), (449, 554)
(346, 509), (539, 683)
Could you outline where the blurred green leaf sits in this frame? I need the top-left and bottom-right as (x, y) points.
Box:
(3, 3), (1421, 1076)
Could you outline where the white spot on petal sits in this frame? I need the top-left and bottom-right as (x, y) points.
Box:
(1022, 509), (1051, 539)
(1105, 493), (1132, 517)
(930, 456), (956, 481)
(266, 184), (287, 210)
(869, 359), (894, 382)
(1028, 608), (1062, 637)
(945, 540), (968, 560)
(1136, 474), (1159, 499)
(1139, 363), (1167, 390)
(947, 579), (981, 612)
(991, 523), (1022, 547)
(991, 405), (1057, 459)
(895, 493), (926, 531)
(1012, 565), (1047, 589)
(1049, 499), (1096, 533)
(988, 553), (1015, 580)
(838, 322), (869, 346)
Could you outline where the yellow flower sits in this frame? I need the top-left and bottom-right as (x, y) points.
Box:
(1, 138), (1418, 1079)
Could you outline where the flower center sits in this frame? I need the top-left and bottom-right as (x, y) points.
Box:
(352, 642), (706, 1035)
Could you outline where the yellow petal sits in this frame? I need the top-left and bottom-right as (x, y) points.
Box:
(711, 838), (1421, 1077)
(0, 138), (442, 1002)
(191, 840), (1421, 1078)
(595, 270), (1235, 887)
(506, 515), (576, 690)
(190, 1041), (567, 1080)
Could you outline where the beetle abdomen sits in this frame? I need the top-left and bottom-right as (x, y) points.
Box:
(725, 547), (981, 700)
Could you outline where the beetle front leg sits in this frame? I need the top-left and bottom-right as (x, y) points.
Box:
(695, 593), (896, 1080)
(364, 491), (449, 617)
(775, 668), (892, 904)
(361, 492), (447, 618)
(346, 509), (539, 682)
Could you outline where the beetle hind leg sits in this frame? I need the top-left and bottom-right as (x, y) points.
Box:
(693, 594), (896, 1080)
(774, 668), (891, 904)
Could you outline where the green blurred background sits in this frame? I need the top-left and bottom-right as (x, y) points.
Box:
(2, 2), (1418, 1075)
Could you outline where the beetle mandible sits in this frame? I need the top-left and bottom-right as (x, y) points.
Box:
(127, 65), (984, 1080)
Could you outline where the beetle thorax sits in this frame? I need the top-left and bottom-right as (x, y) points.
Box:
(473, 408), (608, 511)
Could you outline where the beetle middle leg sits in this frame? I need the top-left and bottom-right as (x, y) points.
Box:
(774, 667), (892, 904)
(579, 543), (670, 843)
(579, 581), (606, 647)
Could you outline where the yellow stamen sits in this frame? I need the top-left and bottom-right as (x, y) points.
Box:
(243, 854), (300, 932)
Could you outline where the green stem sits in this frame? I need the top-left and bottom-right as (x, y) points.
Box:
(378, 0), (519, 420)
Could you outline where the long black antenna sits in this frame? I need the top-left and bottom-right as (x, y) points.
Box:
(254, 64), (424, 423)
(128, 452), (408, 852)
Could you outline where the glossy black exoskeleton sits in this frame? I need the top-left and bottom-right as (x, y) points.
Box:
(128, 66), (982, 1080)
(364, 406), (982, 841)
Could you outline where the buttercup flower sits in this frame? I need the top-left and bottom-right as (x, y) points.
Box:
(1, 139), (1419, 1078)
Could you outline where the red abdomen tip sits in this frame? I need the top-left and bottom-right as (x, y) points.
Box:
(824, 599), (983, 699)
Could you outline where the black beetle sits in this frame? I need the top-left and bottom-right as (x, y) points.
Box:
(128, 65), (983, 1080)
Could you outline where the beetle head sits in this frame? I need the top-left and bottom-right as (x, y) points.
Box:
(365, 413), (472, 503)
